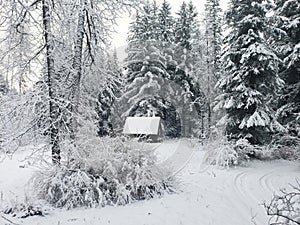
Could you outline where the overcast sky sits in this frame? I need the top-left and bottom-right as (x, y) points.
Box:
(111, 0), (228, 47)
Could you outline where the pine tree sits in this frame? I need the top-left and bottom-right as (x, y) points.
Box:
(158, 0), (174, 44)
(216, 0), (283, 145)
(172, 1), (204, 136)
(204, 0), (223, 137)
(122, 39), (184, 137)
(123, 39), (167, 116)
(204, 0), (222, 77)
(96, 50), (121, 137)
(275, 0), (300, 137)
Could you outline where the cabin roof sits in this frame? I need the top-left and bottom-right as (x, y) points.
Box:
(123, 117), (161, 135)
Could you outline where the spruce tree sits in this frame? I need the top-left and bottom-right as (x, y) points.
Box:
(204, 0), (223, 137)
(172, 1), (204, 136)
(96, 51), (121, 137)
(216, 0), (283, 145)
(158, 0), (174, 44)
(275, 0), (300, 137)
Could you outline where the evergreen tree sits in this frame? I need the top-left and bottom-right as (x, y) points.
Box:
(158, 0), (174, 44)
(126, 2), (159, 66)
(204, 0), (222, 78)
(122, 39), (183, 137)
(96, 50), (121, 137)
(275, 0), (300, 137)
(204, 0), (223, 137)
(173, 1), (198, 72)
(123, 39), (167, 116)
(216, 0), (283, 145)
(172, 1), (204, 136)
(124, 1), (205, 137)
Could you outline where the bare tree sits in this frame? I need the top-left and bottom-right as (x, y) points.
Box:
(265, 181), (300, 225)
(0, 0), (144, 164)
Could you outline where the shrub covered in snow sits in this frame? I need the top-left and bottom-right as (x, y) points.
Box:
(2, 199), (47, 218)
(270, 134), (300, 161)
(203, 129), (270, 167)
(203, 130), (238, 167)
(233, 138), (264, 160)
(204, 142), (238, 168)
(31, 137), (174, 209)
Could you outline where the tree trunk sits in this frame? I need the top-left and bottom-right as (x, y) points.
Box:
(42, 0), (60, 165)
(206, 33), (212, 139)
(69, 0), (86, 140)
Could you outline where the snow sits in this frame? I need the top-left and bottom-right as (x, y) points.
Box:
(1, 140), (300, 225)
(123, 117), (161, 135)
(152, 139), (180, 163)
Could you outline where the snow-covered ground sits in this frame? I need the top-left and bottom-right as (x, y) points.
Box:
(0, 140), (299, 225)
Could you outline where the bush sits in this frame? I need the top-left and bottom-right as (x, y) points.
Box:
(233, 138), (265, 160)
(270, 134), (300, 160)
(204, 143), (238, 168)
(203, 132), (238, 167)
(1, 196), (48, 219)
(31, 137), (174, 209)
(204, 130), (267, 167)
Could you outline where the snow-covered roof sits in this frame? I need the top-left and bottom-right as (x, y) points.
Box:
(123, 117), (161, 135)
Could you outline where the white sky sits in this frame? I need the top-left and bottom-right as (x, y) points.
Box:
(111, 0), (228, 47)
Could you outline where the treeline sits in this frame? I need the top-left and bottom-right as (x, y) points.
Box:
(0, 0), (299, 162)
(119, 0), (299, 158)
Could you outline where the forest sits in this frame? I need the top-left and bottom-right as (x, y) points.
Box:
(0, 0), (299, 224)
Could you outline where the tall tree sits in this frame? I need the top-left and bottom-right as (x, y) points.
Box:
(216, 0), (283, 145)
(173, 1), (202, 136)
(42, 0), (61, 164)
(158, 0), (174, 44)
(204, 0), (223, 137)
(274, 0), (300, 137)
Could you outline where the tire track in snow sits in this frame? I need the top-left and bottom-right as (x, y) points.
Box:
(258, 171), (275, 193)
(231, 169), (272, 224)
(233, 171), (253, 208)
(158, 139), (194, 178)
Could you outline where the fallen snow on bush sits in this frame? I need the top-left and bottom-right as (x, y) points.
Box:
(30, 137), (174, 209)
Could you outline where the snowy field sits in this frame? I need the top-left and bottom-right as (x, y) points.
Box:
(0, 139), (299, 225)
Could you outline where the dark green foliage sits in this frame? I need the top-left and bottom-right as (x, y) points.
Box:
(158, 0), (174, 43)
(274, 0), (300, 138)
(174, 1), (197, 51)
(217, 0), (283, 145)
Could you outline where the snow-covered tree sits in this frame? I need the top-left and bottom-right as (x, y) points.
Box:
(95, 51), (122, 137)
(0, 0), (144, 164)
(123, 39), (167, 116)
(216, 0), (283, 145)
(173, 1), (198, 72)
(204, 0), (223, 137)
(158, 0), (174, 44)
(274, 0), (300, 138)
